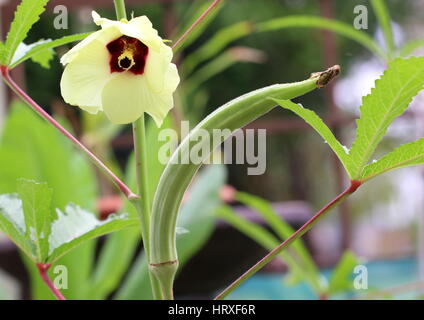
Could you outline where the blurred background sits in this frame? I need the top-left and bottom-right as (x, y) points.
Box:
(1, 0), (424, 300)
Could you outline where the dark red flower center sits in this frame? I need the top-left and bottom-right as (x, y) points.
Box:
(106, 36), (149, 75)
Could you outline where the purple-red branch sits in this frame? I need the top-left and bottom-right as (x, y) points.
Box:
(215, 180), (362, 300)
(0, 66), (138, 201)
(172, 0), (222, 50)
(36, 263), (66, 300)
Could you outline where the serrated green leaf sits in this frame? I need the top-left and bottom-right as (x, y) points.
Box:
(11, 39), (50, 66)
(47, 204), (138, 264)
(0, 41), (6, 65)
(361, 138), (424, 181)
(10, 33), (91, 69)
(4, 0), (49, 65)
(349, 57), (424, 179)
(328, 251), (358, 295)
(17, 179), (53, 262)
(0, 182), (136, 264)
(274, 99), (353, 177)
(30, 48), (54, 69)
(11, 39), (55, 69)
(0, 102), (98, 299)
(0, 194), (33, 259)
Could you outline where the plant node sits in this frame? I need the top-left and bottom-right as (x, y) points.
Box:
(150, 260), (179, 300)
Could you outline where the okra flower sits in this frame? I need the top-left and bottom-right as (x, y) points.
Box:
(60, 11), (180, 126)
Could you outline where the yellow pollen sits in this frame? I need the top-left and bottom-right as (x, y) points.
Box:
(118, 49), (136, 70)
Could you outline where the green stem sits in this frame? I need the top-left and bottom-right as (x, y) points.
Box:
(112, 0), (162, 300)
(132, 116), (151, 257)
(113, 0), (128, 20)
(214, 180), (362, 300)
(150, 260), (178, 300)
(132, 116), (163, 300)
(37, 263), (66, 300)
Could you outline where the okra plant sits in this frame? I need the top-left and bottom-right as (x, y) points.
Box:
(0, 0), (423, 300)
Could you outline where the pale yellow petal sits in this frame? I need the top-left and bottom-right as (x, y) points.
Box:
(127, 15), (165, 51)
(164, 63), (180, 93)
(143, 91), (173, 127)
(141, 63), (179, 126)
(91, 11), (164, 51)
(120, 24), (162, 51)
(92, 11), (114, 26)
(140, 80), (176, 127)
(90, 12), (161, 52)
(61, 26), (121, 65)
(79, 105), (101, 114)
(60, 39), (113, 110)
(101, 73), (145, 124)
(144, 45), (173, 93)
(128, 16), (158, 40)
(145, 63), (180, 126)
(101, 72), (177, 126)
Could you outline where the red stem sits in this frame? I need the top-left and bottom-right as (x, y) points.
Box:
(172, 0), (222, 50)
(36, 264), (66, 300)
(0, 66), (138, 200)
(215, 180), (362, 300)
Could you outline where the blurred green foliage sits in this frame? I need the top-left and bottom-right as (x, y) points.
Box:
(218, 191), (360, 299)
(1, 0), (419, 300)
(0, 102), (98, 299)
